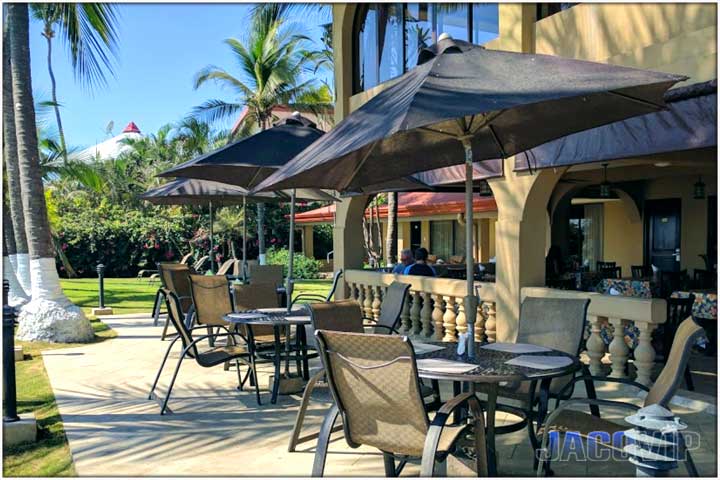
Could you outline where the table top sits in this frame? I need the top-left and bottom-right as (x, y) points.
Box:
(224, 308), (311, 326)
(414, 341), (580, 383)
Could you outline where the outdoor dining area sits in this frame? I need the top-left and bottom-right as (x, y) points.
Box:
(131, 29), (719, 477)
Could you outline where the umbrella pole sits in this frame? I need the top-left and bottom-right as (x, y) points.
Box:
(242, 196), (248, 281)
(463, 140), (478, 359)
(209, 201), (215, 274)
(287, 189), (297, 313)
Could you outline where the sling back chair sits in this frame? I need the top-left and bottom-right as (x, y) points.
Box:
(476, 296), (592, 468)
(148, 289), (251, 415)
(312, 330), (488, 477)
(665, 294), (696, 390)
(536, 317), (705, 477)
(232, 282), (283, 404)
(152, 262), (194, 340)
(362, 281), (411, 334)
(291, 269), (343, 307)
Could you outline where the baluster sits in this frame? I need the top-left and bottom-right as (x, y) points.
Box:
(348, 282), (356, 301)
(474, 302), (484, 343)
(400, 291), (412, 334)
(634, 321), (657, 386)
(356, 283), (365, 312)
(484, 301), (497, 343)
(363, 285), (373, 319)
(421, 292), (432, 337)
(432, 294), (445, 341)
(586, 315), (606, 376)
(410, 291), (422, 335)
(372, 286), (382, 322)
(442, 296), (457, 342)
(456, 298), (467, 337)
(608, 317), (629, 378)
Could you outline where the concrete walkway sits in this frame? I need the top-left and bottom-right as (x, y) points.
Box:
(42, 314), (716, 476)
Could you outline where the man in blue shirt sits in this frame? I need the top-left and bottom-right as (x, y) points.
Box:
(403, 248), (436, 277)
(392, 249), (414, 274)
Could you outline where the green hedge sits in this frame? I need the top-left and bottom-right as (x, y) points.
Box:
(266, 246), (321, 279)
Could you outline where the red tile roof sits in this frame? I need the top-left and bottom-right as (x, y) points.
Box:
(122, 121), (141, 134)
(295, 192), (497, 224)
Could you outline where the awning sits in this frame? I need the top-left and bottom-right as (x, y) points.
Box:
(514, 80), (717, 171)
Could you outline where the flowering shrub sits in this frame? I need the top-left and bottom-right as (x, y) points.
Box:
(55, 203), (197, 277)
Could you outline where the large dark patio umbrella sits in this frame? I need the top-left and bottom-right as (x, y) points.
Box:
(140, 177), (278, 273)
(157, 114), (336, 309)
(255, 35), (686, 357)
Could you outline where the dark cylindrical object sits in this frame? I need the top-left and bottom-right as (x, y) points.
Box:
(97, 263), (105, 308)
(3, 280), (19, 422)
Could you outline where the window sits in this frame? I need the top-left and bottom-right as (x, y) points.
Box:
(354, 3), (500, 93)
(430, 219), (467, 260)
(536, 3), (577, 22)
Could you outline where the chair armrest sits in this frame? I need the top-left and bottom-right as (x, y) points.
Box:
(556, 373), (650, 400)
(421, 392), (488, 477)
(364, 323), (400, 335)
(290, 294), (327, 306)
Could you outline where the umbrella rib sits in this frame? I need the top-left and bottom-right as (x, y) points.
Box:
(487, 125), (507, 159)
(418, 127), (459, 139)
(607, 90), (665, 110)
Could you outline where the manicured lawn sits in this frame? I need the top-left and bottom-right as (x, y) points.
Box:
(60, 277), (333, 316)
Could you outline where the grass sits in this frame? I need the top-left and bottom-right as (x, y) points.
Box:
(5, 276), (331, 477)
(59, 276), (333, 316)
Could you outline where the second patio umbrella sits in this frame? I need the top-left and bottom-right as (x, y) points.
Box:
(157, 114), (336, 309)
(255, 35), (686, 357)
(140, 177), (278, 274)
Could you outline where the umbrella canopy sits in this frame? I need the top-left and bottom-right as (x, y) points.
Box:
(255, 37), (686, 193)
(158, 115), (325, 190)
(140, 177), (278, 206)
(254, 35), (686, 358)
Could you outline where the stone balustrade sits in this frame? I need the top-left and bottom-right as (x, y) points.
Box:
(344, 269), (497, 342)
(522, 287), (667, 386)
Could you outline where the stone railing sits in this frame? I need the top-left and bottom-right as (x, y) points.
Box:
(344, 269), (497, 343)
(522, 287), (667, 386)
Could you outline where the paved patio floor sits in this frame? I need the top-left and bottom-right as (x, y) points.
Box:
(42, 314), (717, 476)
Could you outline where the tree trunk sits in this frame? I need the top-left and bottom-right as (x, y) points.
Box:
(3, 196), (29, 306)
(44, 31), (68, 163)
(385, 192), (398, 265)
(2, 16), (31, 294)
(9, 3), (93, 343)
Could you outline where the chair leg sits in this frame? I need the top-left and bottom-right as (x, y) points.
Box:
(288, 369), (324, 452)
(148, 339), (177, 400)
(684, 365), (695, 391)
(311, 405), (339, 477)
(160, 314), (171, 341)
(160, 355), (186, 415)
(152, 290), (165, 326)
(382, 453), (397, 477)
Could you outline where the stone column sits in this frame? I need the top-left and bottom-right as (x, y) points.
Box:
(586, 315), (606, 376)
(608, 317), (629, 378)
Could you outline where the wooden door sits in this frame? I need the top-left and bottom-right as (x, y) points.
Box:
(645, 199), (681, 272)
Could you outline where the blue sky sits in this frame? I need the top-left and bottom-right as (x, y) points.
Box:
(29, 3), (330, 148)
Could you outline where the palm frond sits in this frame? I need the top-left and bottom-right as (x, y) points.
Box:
(190, 99), (244, 125)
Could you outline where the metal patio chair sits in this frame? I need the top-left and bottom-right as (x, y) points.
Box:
(148, 289), (251, 415)
(249, 264), (284, 287)
(362, 281), (411, 334)
(536, 316), (705, 477)
(312, 330), (488, 477)
(476, 296), (592, 468)
(290, 269), (343, 306)
(665, 294), (696, 390)
(152, 262), (194, 340)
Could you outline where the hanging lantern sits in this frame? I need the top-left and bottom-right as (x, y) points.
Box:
(477, 180), (493, 197)
(599, 163), (611, 198)
(693, 176), (706, 199)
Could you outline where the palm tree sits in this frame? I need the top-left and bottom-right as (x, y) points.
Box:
(385, 192), (398, 265)
(30, 3), (119, 163)
(8, 3), (94, 343)
(193, 5), (332, 263)
(3, 196), (29, 306)
(2, 11), (31, 295)
(174, 118), (213, 156)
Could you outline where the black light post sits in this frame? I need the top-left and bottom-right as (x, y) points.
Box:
(3, 280), (19, 422)
(97, 263), (106, 309)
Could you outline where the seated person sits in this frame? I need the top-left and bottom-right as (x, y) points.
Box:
(392, 248), (414, 274)
(403, 248), (437, 277)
